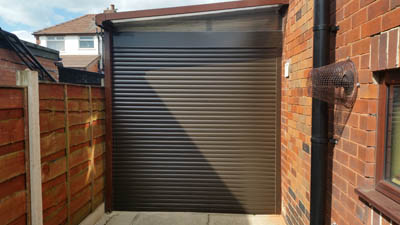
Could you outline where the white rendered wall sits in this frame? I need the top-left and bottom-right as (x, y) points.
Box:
(39, 35), (101, 56)
(39, 36), (47, 47)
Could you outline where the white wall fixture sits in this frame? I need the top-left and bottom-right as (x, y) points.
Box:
(284, 60), (290, 78)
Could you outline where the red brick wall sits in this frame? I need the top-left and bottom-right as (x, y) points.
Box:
(0, 48), (59, 85)
(281, 1), (313, 224)
(281, 0), (400, 225)
(86, 59), (100, 73)
(0, 87), (28, 225)
(39, 83), (105, 225)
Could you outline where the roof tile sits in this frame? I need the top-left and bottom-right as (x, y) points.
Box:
(34, 14), (98, 35)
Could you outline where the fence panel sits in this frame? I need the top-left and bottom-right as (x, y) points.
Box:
(40, 83), (68, 225)
(0, 87), (28, 225)
(39, 83), (105, 225)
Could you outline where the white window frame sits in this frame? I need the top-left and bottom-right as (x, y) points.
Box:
(46, 36), (65, 51)
(79, 36), (95, 49)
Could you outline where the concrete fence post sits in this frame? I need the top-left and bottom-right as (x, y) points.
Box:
(16, 69), (43, 225)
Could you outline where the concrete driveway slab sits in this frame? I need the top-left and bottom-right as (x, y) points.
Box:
(208, 214), (252, 225)
(208, 214), (284, 225)
(251, 215), (285, 225)
(106, 212), (139, 225)
(132, 212), (208, 225)
(94, 212), (284, 225)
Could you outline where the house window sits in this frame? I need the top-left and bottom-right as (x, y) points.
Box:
(79, 36), (94, 48)
(386, 85), (400, 185)
(377, 70), (400, 204)
(47, 36), (65, 51)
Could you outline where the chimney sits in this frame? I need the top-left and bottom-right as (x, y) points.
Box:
(103, 4), (117, 13)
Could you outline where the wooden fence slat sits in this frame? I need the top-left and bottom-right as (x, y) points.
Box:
(64, 85), (71, 225)
(0, 191), (27, 224)
(23, 87), (31, 225)
(0, 151), (25, 183)
(39, 84), (64, 100)
(0, 175), (25, 200)
(42, 182), (67, 211)
(89, 86), (95, 212)
(41, 157), (67, 183)
(0, 88), (24, 109)
(43, 205), (67, 225)
(0, 118), (25, 146)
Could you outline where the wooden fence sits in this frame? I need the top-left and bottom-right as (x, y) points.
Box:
(39, 83), (105, 225)
(0, 80), (105, 225)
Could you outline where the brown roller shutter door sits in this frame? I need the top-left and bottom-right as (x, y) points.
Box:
(111, 32), (281, 214)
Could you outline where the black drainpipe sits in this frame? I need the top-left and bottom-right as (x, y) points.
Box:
(310, 0), (330, 224)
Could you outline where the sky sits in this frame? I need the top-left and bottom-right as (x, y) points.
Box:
(0, 0), (233, 43)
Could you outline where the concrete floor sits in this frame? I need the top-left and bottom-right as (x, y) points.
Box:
(95, 212), (285, 225)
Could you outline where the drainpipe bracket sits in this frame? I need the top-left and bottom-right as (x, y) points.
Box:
(330, 25), (340, 33)
(313, 24), (330, 31)
(329, 138), (338, 145)
(310, 136), (329, 144)
(313, 24), (340, 33)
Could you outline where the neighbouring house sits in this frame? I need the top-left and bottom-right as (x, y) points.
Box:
(33, 5), (117, 73)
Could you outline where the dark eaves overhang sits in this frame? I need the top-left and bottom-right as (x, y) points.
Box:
(95, 0), (289, 28)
